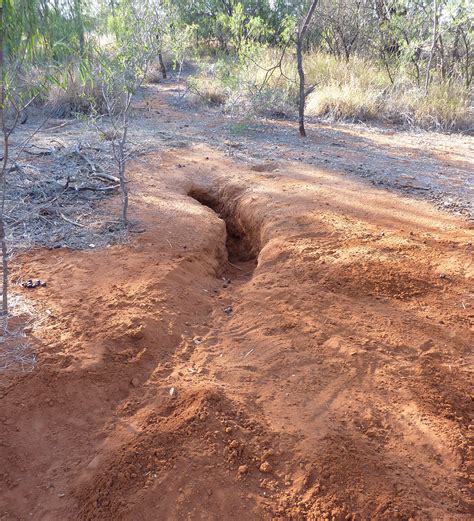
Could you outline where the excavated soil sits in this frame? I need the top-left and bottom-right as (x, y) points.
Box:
(0, 92), (473, 521)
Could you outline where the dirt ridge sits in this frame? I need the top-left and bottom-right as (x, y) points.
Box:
(0, 115), (472, 519)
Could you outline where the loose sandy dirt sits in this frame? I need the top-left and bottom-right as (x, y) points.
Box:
(0, 80), (473, 521)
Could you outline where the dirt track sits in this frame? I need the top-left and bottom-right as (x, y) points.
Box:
(1, 84), (473, 520)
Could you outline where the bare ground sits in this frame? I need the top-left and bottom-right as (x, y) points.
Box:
(0, 77), (473, 521)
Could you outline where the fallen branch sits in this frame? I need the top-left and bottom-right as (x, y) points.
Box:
(91, 173), (120, 183)
(45, 176), (70, 205)
(76, 184), (119, 192)
(23, 145), (53, 156)
(46, 121), (70, 132)
(59, 212), (86, 228)
(49, 139), (65, 149)
(77, 151), (99, 173)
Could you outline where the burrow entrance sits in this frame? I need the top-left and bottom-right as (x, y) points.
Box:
(188, 188), (258, 276)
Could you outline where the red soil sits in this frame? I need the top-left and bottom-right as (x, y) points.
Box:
(1, 145), (473, 520)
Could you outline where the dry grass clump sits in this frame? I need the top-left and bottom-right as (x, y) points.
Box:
(44, 66), (112, 118)
(188, 73), (228, 106)
(188, 50), (472, 131)
(304, 52), (472, 131)
(200, 81), (228, 106)
(146, 64), (163, 84)
(187, 51), (297, 116)
(305, 53), (386, 121)
(146, 55), (170, 84)
(386, 83), (472, 131)
(6, 64), (108, 118)
(42, 63), (124, 118)
(306, 84), (383, 121)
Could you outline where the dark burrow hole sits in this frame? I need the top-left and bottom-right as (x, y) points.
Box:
(188, 189), (257, 271)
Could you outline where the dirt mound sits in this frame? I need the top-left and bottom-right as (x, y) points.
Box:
(314, 257), (440, 300)
(75, 386), (290, 520)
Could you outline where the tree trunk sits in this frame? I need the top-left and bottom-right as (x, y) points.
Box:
(0, 218), (8, 319)
(158, 52), (167, 79)
(73, 0), (85, 54)
(296, 38), (306, 137)
(0, 2), (8, 320)
(296, 0), (320, 138)
(118, 101), (130, 227)
(119, 158), (128, 226)
(425, 0), (438, 95)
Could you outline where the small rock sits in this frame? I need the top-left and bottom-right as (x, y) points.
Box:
(419, 339), (434, 351)
(225, 426), (232, 434)
(261, 449), (274, 461)
(224, 306), (233, 316)
(259, 461), (272, 474)
(129, 325), (144, 340)
(169, 387), (177, 399)
(238, 465), (249, 475)
(130, 377), (140, 387)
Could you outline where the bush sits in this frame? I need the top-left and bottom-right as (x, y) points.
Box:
(187, 48), (297, 117)
(247, 83), (297, 118)
(386, 83), (472, 131)
(303, 52), (472, 131)
(146, 64), (163, 84)
(42, 64), (129, 118)
(305, 53), (387, 122)
(188, 49), (472, 132)
(188, 74), (228, 106)
(46, 76), (106, 117)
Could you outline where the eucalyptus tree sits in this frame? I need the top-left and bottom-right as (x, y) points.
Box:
(296, 0), (320, 137)
(0, 0), (44, 322)
(0, 0), (74, 323)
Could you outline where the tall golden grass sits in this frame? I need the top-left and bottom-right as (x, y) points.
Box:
(189, 50), (472, 131)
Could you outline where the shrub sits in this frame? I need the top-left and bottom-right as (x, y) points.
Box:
(146, 63), (163, 84)
(304, 53), (386, 121)
(188, 74), (228, 106)
(246, 83), (297, 118)
(46, 76), (106, 117)
(182, 47), (472, 131)
(386, 83), (472, 131)
(43, 64), (129, 118)
(306, 84), (383, 122)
